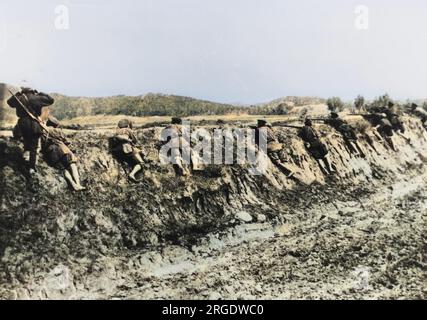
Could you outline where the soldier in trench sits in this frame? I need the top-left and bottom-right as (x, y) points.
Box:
(255, 119), (294, 178)
(111, 119), (147, 182)
(298, 118), (335, 175)
(41, 117), (86, 191)
(323, 112), (365, 158)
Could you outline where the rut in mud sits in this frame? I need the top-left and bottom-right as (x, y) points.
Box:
(0, 117), (426, 299)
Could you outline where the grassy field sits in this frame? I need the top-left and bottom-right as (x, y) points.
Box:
(1, 104), (329, 129)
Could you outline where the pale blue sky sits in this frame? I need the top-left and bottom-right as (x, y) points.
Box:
(0, 0), (426, 103)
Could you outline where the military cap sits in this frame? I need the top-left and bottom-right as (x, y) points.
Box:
(257, 119), (268, 127)
(118, 118), (131, 129)
(171, 117), (182, 125)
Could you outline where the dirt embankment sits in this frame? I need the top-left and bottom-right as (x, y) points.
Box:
(0, 117), (426, 299)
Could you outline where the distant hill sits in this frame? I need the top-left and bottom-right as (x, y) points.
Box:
(49, 93), (248, 120)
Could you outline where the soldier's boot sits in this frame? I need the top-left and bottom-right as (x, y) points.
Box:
(129, 164), (143, 182)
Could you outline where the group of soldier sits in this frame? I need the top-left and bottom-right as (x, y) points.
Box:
(5, 87), (423, 191)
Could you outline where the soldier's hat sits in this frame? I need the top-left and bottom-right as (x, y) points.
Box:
(411, 103), (418, 109)
(257, 119), (268, 127)
(47, 116), (60, 128)
(118, 118), (131, 129)
(388, 101), (395, 108)
(171, 117), (182, 125)
(20, 87), (37, 94)
(330, 112), (339, 119)
(305, 118), (312, 126)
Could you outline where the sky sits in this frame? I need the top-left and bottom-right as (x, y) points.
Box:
(0, 0), (426, 104)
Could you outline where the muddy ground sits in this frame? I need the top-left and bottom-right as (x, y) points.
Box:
(0, 117), (426, 300)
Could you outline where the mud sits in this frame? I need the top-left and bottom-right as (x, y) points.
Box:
(0, 117), (426, 300)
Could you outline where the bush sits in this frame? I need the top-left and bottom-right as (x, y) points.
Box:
(354, 95), (365, 111)
(326, 97), (345, 112)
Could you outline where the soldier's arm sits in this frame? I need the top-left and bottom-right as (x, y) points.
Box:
(40, 107), (50, 122)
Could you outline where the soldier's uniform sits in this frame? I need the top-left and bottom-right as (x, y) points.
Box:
(324, 114), (357, 141)
(371, 113), (394, 138)
(114, 125), (145, 164)
(384, 103), (405, 133)
(7, 88), (54, 170)
(111, 119), (146, 182)
(298, 123), (328, 160)
(256, 120), (293, 177)
(325, 113), (364, 157)
(41, 128), (77, 170)
(165, 118), (191, 176)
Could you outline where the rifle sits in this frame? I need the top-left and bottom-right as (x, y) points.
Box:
(348, 113), (375, 117)
(310, 118), (328, 122)
(273, 122), (303, 129)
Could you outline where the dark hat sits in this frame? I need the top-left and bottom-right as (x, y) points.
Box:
(21, 87), (37, 94)
(171, 117), (182, 125)
(305, 118), (312, 126)
(257, 119), (268, 127)
(46, 116), (60, 128)
(388, 101), (395, 108)
(118, 119), (131, 129)
(411, 103), (418, 109)
(330, 112), (339, 119)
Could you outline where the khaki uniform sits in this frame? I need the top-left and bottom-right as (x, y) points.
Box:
(42, 129), (77, 169)
(114, 127), (144, 164)
(298, 126), (328, 160)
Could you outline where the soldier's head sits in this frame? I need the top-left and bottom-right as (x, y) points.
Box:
(330, 112), (339, 119)
(118, 119), (131, 129)
(257, 119), (268, 128)
(388, 101), (395, 109)
(171, 117), (182, 125)
(47, 116), (60, 128)
(305, 118), (313, 126)
(411, 103), (418, 110)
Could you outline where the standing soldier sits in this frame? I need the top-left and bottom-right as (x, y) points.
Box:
(298, 118), (335, 175)
(255, 120), (294, 178)
(324, 112), (365, 157)
(42, 117), (86, 191)
(112, 119), (146, 182)
(7, 87), (55, 173)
